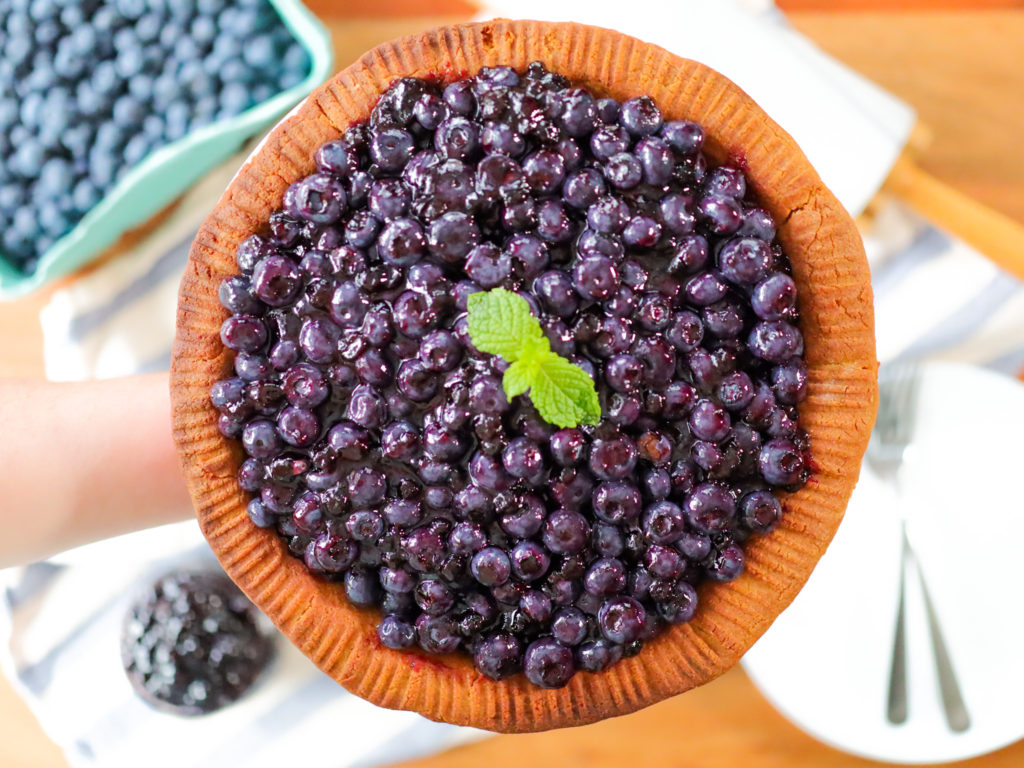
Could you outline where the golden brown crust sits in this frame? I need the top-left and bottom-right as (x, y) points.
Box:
(170, 19), (878, 733)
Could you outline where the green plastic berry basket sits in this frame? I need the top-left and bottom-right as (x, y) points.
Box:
(0, 0), (333, 300)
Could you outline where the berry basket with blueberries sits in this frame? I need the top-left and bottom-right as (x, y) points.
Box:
(0, 0), (332, 299)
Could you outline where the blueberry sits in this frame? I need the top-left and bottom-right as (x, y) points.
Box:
(603, 152), (642, 190)
(748, 320), (804, 363)
(759, 438), (807, 487)
(643, 501), (687, 544)
(475, 633), (522, 680)
(697, 194), (743, 236)
(740, 490), (782, 534)
(573, 255), (619, 301)
(752, 273), (798, 320)
(378, 616), (416, 649)
(707, 543), (745, 582)
(523, 638), (575, 688)
(590, 124), (630, 162)
(719, 237), (772, 285)
(589, 436), (637, 481)
(416, 614), (461, 654)
(471, 547), (512, 587)
(575, 639), (622, 672)
(661, 120), (704, 154)
(542, 510), (589, 555)
(636, 136), (674, 186)
(432, 117), (479, 162)
(705, 167), (746, 200)
(597, 596), (646, 644)
(620, 96), (662, 136)
(557, 88), (596, 137)
(772, 358), (809, 405)
(428, 211), (478, 263)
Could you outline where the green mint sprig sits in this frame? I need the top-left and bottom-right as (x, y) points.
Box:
(466, 288), (601, 429)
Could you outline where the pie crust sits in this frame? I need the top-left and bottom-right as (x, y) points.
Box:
(170, 19), (878, 733)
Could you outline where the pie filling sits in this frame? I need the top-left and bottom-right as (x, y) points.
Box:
(210, 62), (810, 688)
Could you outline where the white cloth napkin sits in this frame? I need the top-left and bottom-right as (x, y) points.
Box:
(7, 3), (1014, 767)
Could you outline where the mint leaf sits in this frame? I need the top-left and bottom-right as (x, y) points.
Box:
(467, 288), (602, 429)
(502, 360), (534, 399)
(529, 352), (602, 428)
(466, 288), (542, 362)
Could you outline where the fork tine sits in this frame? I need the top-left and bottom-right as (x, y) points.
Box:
(887, 361), (921, 444)
(872, 361), (920, 449)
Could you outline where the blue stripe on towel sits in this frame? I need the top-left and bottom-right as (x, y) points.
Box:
(871, 226), (951, 298)
(3, 562), (63, 610)
(135, 346), (175, 375)
(15, 591), (127, 696)
(199, 677), (341, 767)
(980, 345), (1024, 377)
(67, 232), (194, 343)
(895, 272), (1021, 361)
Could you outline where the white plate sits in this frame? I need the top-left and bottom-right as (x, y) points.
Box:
(743, 362), (1024, 764)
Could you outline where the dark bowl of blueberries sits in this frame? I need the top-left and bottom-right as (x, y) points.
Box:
(170, 20), (878, 733)
(0, 0), (332, 299)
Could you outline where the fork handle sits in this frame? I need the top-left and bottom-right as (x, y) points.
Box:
(915, 560), (971, 732)
(886, 549), (909, 725)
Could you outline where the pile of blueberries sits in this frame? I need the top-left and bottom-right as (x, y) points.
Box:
(211, 62), (811, 688)
(121, 570), (275, 716)
(0, 0), (311, 273)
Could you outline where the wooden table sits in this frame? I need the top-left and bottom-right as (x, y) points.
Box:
(2, 5), (1023, 767)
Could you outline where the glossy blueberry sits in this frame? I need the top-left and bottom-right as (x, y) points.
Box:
(740, 490), (783, 534)
(592, 482), (642, 524)
(542, 509), (590, 555)
(748, 320), (804, 364)
(474, 634), (522, 680)
(620, 96), (662, 136)
(642, 501), (686, 544)
(372, 128), (415, 171)
(597, 596), (646, 644)
(759, 438), (807, 487)
(706, 543), (745, 582)
(588, 436), (638, 481)
(284, 173), (346, 225)
(684, 483), (736, 534)
(772, 358), (809, 405)
(661, 120), (704, 154)
(471, 547), (512, 587)
(719, 237), (772, 285)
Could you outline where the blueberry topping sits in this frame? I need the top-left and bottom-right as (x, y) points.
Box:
(211, 63), (810, 688)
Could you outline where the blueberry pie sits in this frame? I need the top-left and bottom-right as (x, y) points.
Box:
(171, 21), (877, 732)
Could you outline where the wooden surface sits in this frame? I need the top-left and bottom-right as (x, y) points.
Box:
(2, 6), (1024, 767)
(789, 11), (1024, 226)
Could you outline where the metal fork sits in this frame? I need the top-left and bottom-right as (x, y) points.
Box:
(866, 362), (970, 733)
